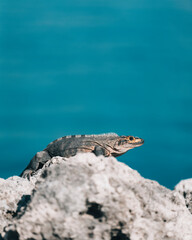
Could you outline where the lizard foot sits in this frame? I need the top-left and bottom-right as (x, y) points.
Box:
(20, 169), (33, 180)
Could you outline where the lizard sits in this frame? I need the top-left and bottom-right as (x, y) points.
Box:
(20, 133), (144, 179)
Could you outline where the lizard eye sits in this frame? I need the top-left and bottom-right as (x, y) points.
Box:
(128, 136), (134, 141)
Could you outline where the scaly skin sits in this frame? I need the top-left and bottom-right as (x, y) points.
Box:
(20, 133), (144, 179)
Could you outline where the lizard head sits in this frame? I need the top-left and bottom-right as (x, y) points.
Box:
(112, 135), (144, 156)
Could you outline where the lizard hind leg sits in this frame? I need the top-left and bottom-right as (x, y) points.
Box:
(20, 150), (51, 179)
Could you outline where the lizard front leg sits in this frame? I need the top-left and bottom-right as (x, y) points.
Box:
(92, 146), (110, 157)
(20, 150), (51, 179)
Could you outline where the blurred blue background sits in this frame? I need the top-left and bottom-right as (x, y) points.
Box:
(0, 0), (192, 189)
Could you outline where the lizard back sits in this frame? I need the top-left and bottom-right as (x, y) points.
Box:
(46, 133), (119, 157)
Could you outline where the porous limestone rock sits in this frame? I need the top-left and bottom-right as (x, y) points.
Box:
(175, 178), (192, 215)
(0, 176), (34, 233)
(1, 154), (192, 240)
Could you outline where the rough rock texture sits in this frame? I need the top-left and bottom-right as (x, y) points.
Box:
(0, 176), (34, 233)
(1, 154), (192, 240)
(175, 179), (192, 215)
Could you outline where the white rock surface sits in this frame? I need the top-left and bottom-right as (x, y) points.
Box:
(1, 153), (192, 240)
(175, 178), (192, 215)
(0, 176), (34, 233)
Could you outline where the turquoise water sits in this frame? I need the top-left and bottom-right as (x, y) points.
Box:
(0, 0), (192, 189)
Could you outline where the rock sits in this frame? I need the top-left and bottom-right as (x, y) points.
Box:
(1, 153), (192, 240)
(175, 179), (192, 215)
(0, 176), (34, 233)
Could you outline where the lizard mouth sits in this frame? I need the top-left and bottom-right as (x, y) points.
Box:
(132, 139), (144, 146)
